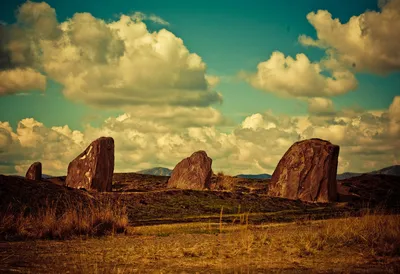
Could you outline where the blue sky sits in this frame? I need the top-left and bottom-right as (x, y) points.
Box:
(0, 0), (399, 175)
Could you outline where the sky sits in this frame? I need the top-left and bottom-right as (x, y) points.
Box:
(0, 0), (399, 176)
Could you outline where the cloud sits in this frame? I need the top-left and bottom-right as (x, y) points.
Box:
(307, 97), (336, 115)
(241, 113), (277, 130)
(0, 1), (221, 108)
(388, 96), (400, 136)
(0, 68), (46, 95)
(0, 1), (54, 95)
(244, 1), (399, 98)
(299, 0), (400, 74)
(102, 106), (233, 132)
(16, 0), (62, 40)
(1, 97), (399, 176)
(0, 119), (84, 175)
(205, 75), (220, 89)
(242, 51), (357, 97)
(0, 1), (61, 70)
(148, 14), (170, 26)
(130, 12), (170, 26)
(0, 1), (398, 176)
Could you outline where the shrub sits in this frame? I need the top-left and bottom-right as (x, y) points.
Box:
(0, 199), (128, 240)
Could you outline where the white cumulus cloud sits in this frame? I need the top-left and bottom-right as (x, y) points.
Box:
(299, 0), (400, 74)
(242, 51), (357, 97)
(0, 68), (46, 95)
(0, 1), (221, 108)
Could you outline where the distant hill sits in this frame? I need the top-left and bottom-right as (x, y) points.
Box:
(7, 174), (57, 179)
(336, 172), (363, 180)
(369, 165), (400, 176)
(136, 167), (172, 176)
(42, 174), (54, 179)
(337, 165), (400, 180)
(235, 174), (272, 180)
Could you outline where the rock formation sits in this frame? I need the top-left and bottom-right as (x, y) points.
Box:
(66, 137), (114, 192)
(268, 138), (339, 203)
(167, 150), (212, 190)
(25, 162), (42, 181)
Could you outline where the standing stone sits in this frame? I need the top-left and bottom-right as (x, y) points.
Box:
(268, 138), (339, 203)
(25, 162), (42, 181)
(66, 137), (114, 192)
(167, 151), (212, 190)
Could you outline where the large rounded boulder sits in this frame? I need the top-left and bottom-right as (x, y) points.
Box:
(268, 138), (339, 203)
(167, 151), (212, 190)
(66, 137), (114, 192)
(25, 162), (42, 181)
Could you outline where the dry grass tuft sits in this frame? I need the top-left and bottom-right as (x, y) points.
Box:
(216, 171), (225, 177)
(266, 212), (400, 257)
(0, 199), (128, 240)
(321, 213), (400, 256)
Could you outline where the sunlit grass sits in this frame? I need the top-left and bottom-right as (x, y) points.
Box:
(0, 199), (128, 240)
(132, 209), (400, 258)
(1, 208), (399, 273)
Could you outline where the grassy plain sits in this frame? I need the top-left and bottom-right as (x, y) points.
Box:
(0, 173), (399, 273)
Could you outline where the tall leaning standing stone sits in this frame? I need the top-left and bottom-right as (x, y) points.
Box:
(268, 138), (339, 203)
(25, 162), (42, 180)
(66, 137), (114, 192)
(167, 150), (212, 190)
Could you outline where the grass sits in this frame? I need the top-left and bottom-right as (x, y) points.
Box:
(1, 210), (399, 273)
(0, 199), (129, 240)
(131, 209), (400, 258)
(309, 212), (400, 256)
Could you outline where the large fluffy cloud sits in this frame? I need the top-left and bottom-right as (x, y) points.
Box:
(104, 106), (232, 132)
(242, 51), (357, 97)
(0, 1), (221, 107)
(2, 97), (398, 176)
(244, 0), (400, 96)
(0, 119), (84, 175)
(388, 96), (400, 136)
(299, 0), (400, 74)
(0, 68), (46, 95)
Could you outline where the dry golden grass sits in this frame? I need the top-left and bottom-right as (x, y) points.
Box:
(256, 212), (400, 259)
(1, 212), (400, 273)
(0, 199), (128, 240)
(131, 209), (400, 259)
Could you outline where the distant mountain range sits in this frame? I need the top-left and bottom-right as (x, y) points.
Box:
(9, 174), (56, 179)
(138, 165), (400, 180)
(234, 174), (272, 179)
(336, 165), (400, 180)
(136, 167), (172, 176)
(135, 168), (273, 179)
(42, 174), (54, 179)
(6, 165), (400, 180)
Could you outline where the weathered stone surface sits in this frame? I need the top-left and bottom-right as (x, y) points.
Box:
(66, 137), (114, 192)
(167, 151), (212, 190)
(25, 162), (42, 181)
(268, 138), (339, 203)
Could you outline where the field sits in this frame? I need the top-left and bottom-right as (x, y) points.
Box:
(0, 173), (399, 273)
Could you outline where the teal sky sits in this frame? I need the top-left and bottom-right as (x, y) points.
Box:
(0, 0), (399, 175)
(1, 0), (398, 131)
